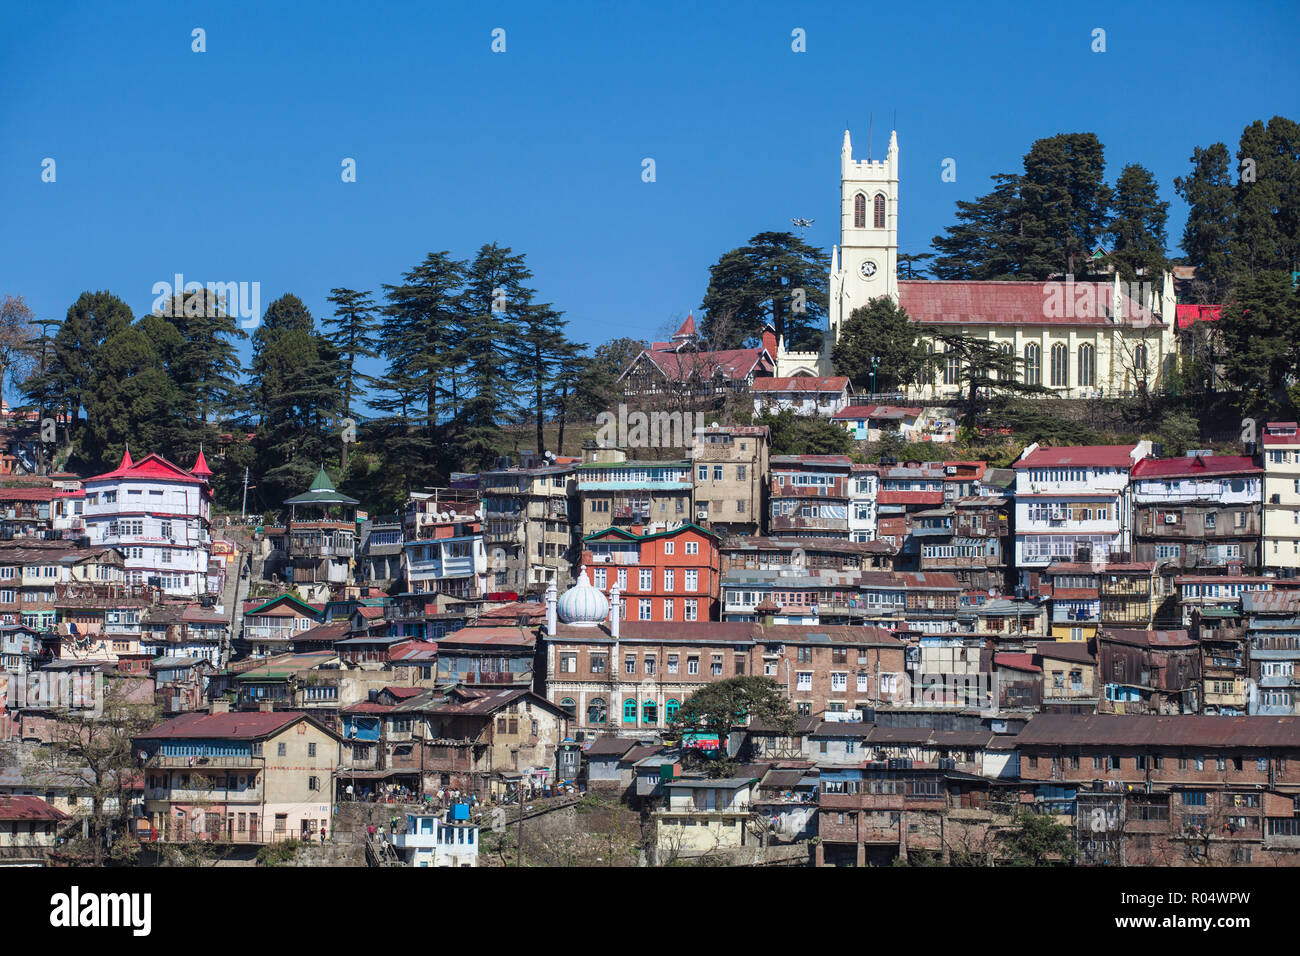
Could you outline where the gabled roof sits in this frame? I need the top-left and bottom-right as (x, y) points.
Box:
(246, 594), (323, 618)
(898, 280), (1161, 328)
(1131, 455), (1260, 479)
(0, 795), (69, 822)
(583, 522), (719, 544)
(833, 404), (922, 421)
(86, 450), (206, 485)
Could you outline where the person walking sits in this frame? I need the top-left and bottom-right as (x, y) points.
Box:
(319, 826), (326, 844)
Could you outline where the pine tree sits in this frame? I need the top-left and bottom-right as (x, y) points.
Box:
(699, 232), (829, 349)
(1232, 116), (1300, 278)
(1107, 163), (1170, 282)
(1218, 270), (1300, 414)
(931, 173), (1025, 280)
(157, 289), (247, 448)
(50, 291), (134, 428)
(1173, 143), (1236, 302)
(83, 324), (189, 470)
(323, 287), (379, 419)
(1019, 133), (1113, 277)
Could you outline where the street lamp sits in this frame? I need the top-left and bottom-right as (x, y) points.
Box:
(791, 217), (814, 240)
(870, 355), (881, 396)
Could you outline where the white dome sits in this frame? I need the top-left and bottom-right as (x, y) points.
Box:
(557, 567), (610, 626)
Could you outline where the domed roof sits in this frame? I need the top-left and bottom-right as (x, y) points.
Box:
(557, 568), (609, 627)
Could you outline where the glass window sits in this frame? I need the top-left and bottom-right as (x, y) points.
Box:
(622, 699), (637, 724)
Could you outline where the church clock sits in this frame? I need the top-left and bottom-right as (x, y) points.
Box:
(859, 259), (878, 279)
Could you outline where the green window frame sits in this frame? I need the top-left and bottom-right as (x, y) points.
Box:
(643, 700), (658, 724)
(623, 699), (637, 724)
(665, 699), (680, 723)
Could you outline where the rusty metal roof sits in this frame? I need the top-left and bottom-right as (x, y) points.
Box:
(1017, 714), (1300, 748)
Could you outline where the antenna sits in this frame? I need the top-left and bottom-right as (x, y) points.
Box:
(868, 112), (873, 161)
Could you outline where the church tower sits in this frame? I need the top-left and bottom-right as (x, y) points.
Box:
(825, 128), (899, 359)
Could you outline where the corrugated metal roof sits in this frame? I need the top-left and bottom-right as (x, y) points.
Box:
(1017, 714), (1300, 748)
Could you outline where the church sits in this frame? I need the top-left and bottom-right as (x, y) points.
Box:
(774, 130), (1181, 402)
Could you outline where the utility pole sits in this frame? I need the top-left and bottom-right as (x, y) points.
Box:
(241, 467), (249, 518)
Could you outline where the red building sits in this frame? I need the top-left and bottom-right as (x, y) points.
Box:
(582, 523), (721, 622)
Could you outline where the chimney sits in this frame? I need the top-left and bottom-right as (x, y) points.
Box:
(258, 701), (275, 713)
(609, 586), (621, 640)
(211, 699), (230, 714)
(545, 581), (558, 638)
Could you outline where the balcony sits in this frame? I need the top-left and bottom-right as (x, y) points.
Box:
(769, 516), (846, 533)
(147, 754), (258, 769)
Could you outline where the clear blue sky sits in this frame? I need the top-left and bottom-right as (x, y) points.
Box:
(2, 0), (1297, 407)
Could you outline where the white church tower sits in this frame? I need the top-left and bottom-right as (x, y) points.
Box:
(776, 129), (900, 378)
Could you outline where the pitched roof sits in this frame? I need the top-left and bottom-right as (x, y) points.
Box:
(584, 736), (639, 757)
(0, 794), (69, 822)
(898, 280), (1160, 328)
(751, 376), (851, 393)
(137, 710), (336, 741)
(284, 467), (360, 506)
(1131, 455), (1260, 478)
(1100, 628), (1195, 648)
(993, 652), (1041, 673)
(1174, 303), (1222, 329)
(1015, 444), (1141, 469)
(833, 404), (922, 421)
(86, 450), (205, 485)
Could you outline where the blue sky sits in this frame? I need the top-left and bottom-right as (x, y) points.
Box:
(2, 0), (1297, 407)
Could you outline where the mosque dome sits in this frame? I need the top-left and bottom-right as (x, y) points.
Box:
(557, 567), (610, 626)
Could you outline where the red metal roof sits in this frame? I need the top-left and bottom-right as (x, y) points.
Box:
(1015, 445), (1141, 469)
(0, 487), (60, 502)
(1100, 628), (1194, 648)
(899, 280), (1160, 327)
(994, 652), (1041, 673)
(1018, 714), (1300, 748)
(86, 450), (205, 485)
(833, 404), (922, 420)
(138, 710), (317, 739)
(1263, 422), (1300, 446)
(1131, 455), (1260, 478)
(1175, 303), (1222, 329)
(752, 376), (850, 393)
(0, 794), (69, 822)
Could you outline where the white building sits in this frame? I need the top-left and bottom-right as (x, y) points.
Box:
(390, 810), (479, 867)
(848, 464), (878, 542)
(1012, 441), (1152, 588)
(775, 129), (1181, 400)
(83, 449), (213, 598)
(1263, 422), (1300, 572)
(402, 502), (488, 599)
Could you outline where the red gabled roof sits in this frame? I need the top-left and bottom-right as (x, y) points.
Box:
(86, 450), (205, 485)
(1015, 445), (1141, 469)
(674, 313), (697, 338)
(384, 685), (426, 699)
(1263, 423), (1300, 447)
(641, 346), (772, 383)
(752, 376), (850, 393)
(1131, 455), (1261, 479)
(994, 652), (1041, 673)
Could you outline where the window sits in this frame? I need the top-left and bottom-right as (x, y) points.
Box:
(665, 699), (680, 722)
(797, 672), (812, 690)
(697, 465), (708, 481)
(873, 193), (886, 229)
(1077, 344), (1095, 387)
(308, 776), (320, 791)
(685, 541), (699, 555)
(625, 655), (636, 674)
(590, 655), (607, 674)
(854, 192), (866, 228)
(643, 700), (658, 724)
(685, 599), (698, 621)
(685, 569), (698, 592)
(623, 699), (637, 724)
(593, 568), (606, 590)
(943, 345), (960, 386)
(559, 697), (576, 717)
(831, 672), (847, 691)
(711, 655), (723, 675)
(638, 599), (651, 621)
(1183, 790), (1207, 806)
(277, 742), (286, 757)
(587, 698), (607, 724)
(664, 541), (674, 555)
(713, 466), (723, 481)
(639, 569), (652, 591)
(663, 599), (674, 620)
(560, 653), (577, 673)
(664, 569), (674, 592)
(308, 743), (316, 758)
(645, 657), (656, 675)
(1050, 343), (1069, 387)
(687, 657), (699, 675)
(1023, 343), (1041, 385)
(667, 654), (679, 674)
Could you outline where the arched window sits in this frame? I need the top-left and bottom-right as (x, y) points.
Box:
(559, 698), (576, 717)
(1050, 343), (1069, 387)
(944, 345), (961, 386)
(873, 194), (886, 229)
(643, 700), (658, 725)
(1133, 344), (1148, 372)
(917, 342), (935, 386)
(622, 699), (638, 724)
(1024, 343), (1041, 385)
(854, 193), (866, 229)
(1078, 344), (1096, 387)
(995, 342), (1012, 380)
(665, 698), (681, 723)
(587, 698), (606, 724)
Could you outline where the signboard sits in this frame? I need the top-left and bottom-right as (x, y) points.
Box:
(683, 733), (721, 751)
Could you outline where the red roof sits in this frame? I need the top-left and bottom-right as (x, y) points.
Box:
(1263, 423), (1300, 447)
(1015, 444), (1142, 469)
(674, 313), (697, 338)
(752, 376), (851, 393)
(384, 685), (426, 699)
(898, 280), (1161, 328)
(190, 449), (213, 478)
(639, 346), (772, 383)
(138, 710), (318, 740)
(0, 487), (60, 502)
(0, 794), (69, 822)
(1131, 455), (1261, 479)
(86, 450), (206, 485)
(994, 652), (1041, 673)
(1175, 304), (1222, 329)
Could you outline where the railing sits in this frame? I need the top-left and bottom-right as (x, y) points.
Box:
(147, 754), (257, 768)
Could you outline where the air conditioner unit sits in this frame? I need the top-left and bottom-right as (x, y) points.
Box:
(945, 466), (957, 475)
(1164, 515), (1178, 524)
(696, 511), (708, 520)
